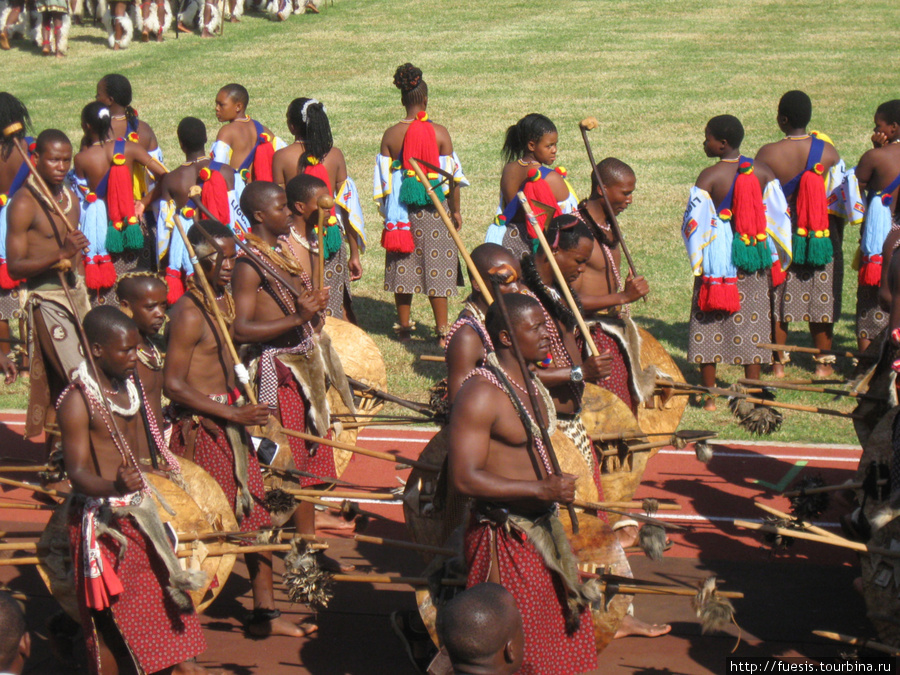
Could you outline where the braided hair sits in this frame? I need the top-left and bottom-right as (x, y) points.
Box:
(0, 92), (31, 161)
(99, 74), (138, 129)
(116, 271), (165, 304)
(393, 63), (427, 108)
(287, 97), (333, 166)
(81, 101), (113, 144)
(501, 113), (556, 164)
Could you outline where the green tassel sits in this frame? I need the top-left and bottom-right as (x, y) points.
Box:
(756, 241), (772, 270)
(792, 233), (807, 266)
(123, 223), (144, 250)
(399, 175), (445, 207)
(731, 239), (760, 273)
(323, 224), (343, 259)
(805, 235), (833, 267)
(106, 224), (125, 254)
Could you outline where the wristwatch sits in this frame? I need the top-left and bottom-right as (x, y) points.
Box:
(569, 365), (584, 383)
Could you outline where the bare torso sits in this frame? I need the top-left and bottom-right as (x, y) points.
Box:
(272, 143), (347, 189)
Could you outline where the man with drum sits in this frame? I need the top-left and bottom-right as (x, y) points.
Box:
(58, 306), (208, 674)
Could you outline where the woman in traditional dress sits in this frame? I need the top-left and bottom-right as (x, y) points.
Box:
(374, 63), (467, 346)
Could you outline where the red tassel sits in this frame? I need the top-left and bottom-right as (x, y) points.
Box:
(84, 257), (101, 290)
(107, 154), (137, 228)
(859, 258), (883, 287)
(732, 167), (768, 258)
(302, 162), (337, 219)
(771, 259), (787, 287)
(698, 277), (711, 311)
(99, 255), (117, 288)
(165, 267), (185, 305)
(720, 278), (741, 313)
(251, 134), (275, 183)
(0, 261), (19, 290)
(700, 276), (740, 313)
(381, 227), (415, 254)
(521, 172), (560, 239)
(401, 112), (440, 173)
(796, 169), (829, 235)
(200, 169), (231, 224)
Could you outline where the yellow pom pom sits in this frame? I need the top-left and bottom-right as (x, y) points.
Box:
(327, 216), (337, 225)
(756, 233), (767, 241)
(112, 153), (126, 166)
(797, 228), (808, 236)
(0, 194), (7, 207)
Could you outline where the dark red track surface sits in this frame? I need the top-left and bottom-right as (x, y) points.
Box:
(0, 411), (876, 674)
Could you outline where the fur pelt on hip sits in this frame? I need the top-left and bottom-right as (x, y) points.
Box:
(587, 314), (665, 404)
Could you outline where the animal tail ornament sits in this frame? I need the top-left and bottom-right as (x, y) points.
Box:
(102, 6), (133, 49)
(202, 0), (220, 34)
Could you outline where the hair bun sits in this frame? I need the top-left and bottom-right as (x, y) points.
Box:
(393, 63), (423, 94)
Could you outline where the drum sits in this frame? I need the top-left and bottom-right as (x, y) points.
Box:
(324, 317), (388, 476)
(403, 428), (597, 564)
(636, 327), (688, 448)
(37, 458), (237, 618)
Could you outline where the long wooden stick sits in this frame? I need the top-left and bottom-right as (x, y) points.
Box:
(420, 354), (445, 363)
(285, 488), (399, 501)
(738, 378), (882, 402)
(813, 630), (900, 656)
(0, 476), (58, 496)
(756, 343), (863, 359)
(276, 428), (438, 472)
(782, 481), (869, 498)
(0, 502), (54, 510)
(578, 118), (638, 280)
(574, 499), (681, 511)
(315, 195), (334, 290)
(754, 503), (843, 541)
(354, 534), (455, 557)
(0, 465), (53, 473)
(518, 192), (600, 356)
(292, 494), (388, 522)
(0, 557), (39, 566)
(172, 211), (254, 403)
(409, 158), (493, 305)
(734, 519), (900, 557)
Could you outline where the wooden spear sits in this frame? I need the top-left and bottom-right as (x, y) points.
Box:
(756, 343), (863, 359)
(408, 158), (493, 305)
(518, 192), (601, 357)
(734, 519), (900, 557)
(738, 378), (883, 402)
(315, 195), (334, 291)
(754, 503), (844, 541)
(782, 481), (874, 498)
(285, 488), (400, 501)
(813, 630), (900, 656)
(574, 498), (681, 511)
(354, 534), (455, 558)
(578, 117), (639, 280)
(0, 476), (58, 497)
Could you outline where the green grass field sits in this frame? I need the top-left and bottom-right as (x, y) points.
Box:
(0, 0), (894, 442)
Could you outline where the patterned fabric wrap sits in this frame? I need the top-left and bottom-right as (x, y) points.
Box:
(68, 497), (206, 675)
(335, 176), (367, 252)
(464, 513), (597, 675)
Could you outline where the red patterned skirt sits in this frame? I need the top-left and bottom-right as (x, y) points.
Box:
(68, 503), (206, 674)
(275, 358), (337, 487)
(589, 323), (635, 413)
(464, 518), (597, 674)
(169, 414), (272, 533)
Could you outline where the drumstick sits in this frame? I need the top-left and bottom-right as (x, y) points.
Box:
(517, 192), (601, 357)
(409, 158), (493, 305)
(315, 194), (334, 291)
(488, 270), (578, 533)
(171, 211), (253, 401)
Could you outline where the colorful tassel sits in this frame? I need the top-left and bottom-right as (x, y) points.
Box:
(106, 223), (125, 254)
(323, 217), (343, 259)
(699, 276), (740, 313)
(123, 218), (144, 250)
(99, 255), (117, 288)
(381, 225), (415, 254)
(83, 256), (100, 290)
(0, 261), (19, 290)
(729, 162), (770, 273)
(858, 255), (883, 286)
(252, 132), (275, 183)
(794, 164), (832, 266)
(771, 259), (787, 287)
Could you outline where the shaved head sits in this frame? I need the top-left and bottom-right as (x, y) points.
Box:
(469, 243), (520, 291)
(437, 583), (523, 673)
(240, 180), (284, 226)
(485, 293), (542, 346)
(0, 591), (25, 671)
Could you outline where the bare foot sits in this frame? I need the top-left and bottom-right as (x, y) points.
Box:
(229, 15), (239, 21)
(615, 614), (672, 638)
(703, 397), (716, 412)
(614, 525), (638, 549)
(56, 50), (64, 57)
(141, 29), (149, 41)
(156, 31), (164, 42)
(176, 21), (192, 32)
(771, 362), (786, 379)
(814, 364), (834, 378)
(248, 616), (318, 638)
(201, 28), (213, 37)
(315, 509), (355, 531)
(113, 43), (120, 50)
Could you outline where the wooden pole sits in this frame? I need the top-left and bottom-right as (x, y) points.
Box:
(578, 117), (639, 279)
(782, 481), (868, 498)
(315, 195), (334, 291)
(274, 428), (438, 472)
(518, 192), (601, 356)
(0, 476), (58, 497)
(0, 465), (53, 473)
(354, 534), (455, 557)
(754, 503), (844, 541)
(738, 378), (882, 402)
(734, 519), (900, 557)
(408, 158), (493, 305)
(285, 488), (399, 501)
(756, 343), (862, 359)
(574, 498), (681, 511)
(813, 630), (900, 656)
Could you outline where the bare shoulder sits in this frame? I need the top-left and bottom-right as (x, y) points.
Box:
(694, 164), (718, 191)
(168, 296), (205, 340)
(755, 141), (780, 161)
(753, 159), (776, 185)
(822, 141), (841, 165)
(138, 120), (158, 149)
(57, 384), (89, 423)
(232, 255), (262, 286)
(215, 123), (234, 143)
(452, 374), (500, 416)
(380, 124), (405, 155)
